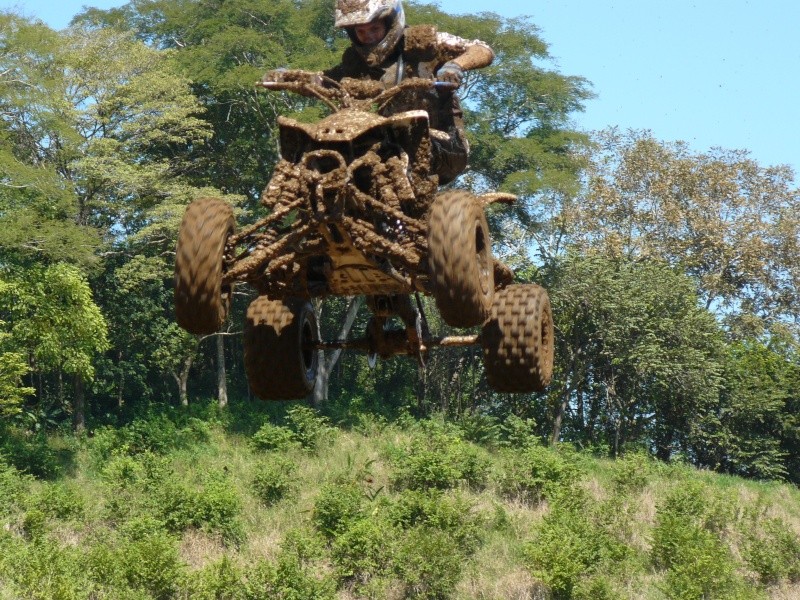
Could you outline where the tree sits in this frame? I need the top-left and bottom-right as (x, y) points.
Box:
(75, 0), (340, 202)
(0, 264), (109, 430)
(546, 254), (724, 457)
(1, 13), (240, 418)
(569, 129), (800, 328)
(691, 338), (798, 481)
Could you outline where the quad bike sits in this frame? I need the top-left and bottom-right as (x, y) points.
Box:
(174, 70), (553, 399)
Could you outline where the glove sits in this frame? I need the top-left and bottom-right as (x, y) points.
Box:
(436, 61), (465, 87)
(262, 68), (287, 83)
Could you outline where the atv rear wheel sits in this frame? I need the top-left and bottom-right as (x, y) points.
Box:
(482, 284), (554, 393)
(244, 296), (319, 400)
(428, 190), (494, 327)
(174, 198), (235, 334)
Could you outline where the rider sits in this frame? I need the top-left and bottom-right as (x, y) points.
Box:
(323, 0), (494, 184)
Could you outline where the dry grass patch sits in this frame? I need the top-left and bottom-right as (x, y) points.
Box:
(180, 528), (228, 569)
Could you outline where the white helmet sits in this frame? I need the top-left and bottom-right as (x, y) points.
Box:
(335, 0), (405, 67)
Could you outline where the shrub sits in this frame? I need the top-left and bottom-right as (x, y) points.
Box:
(242, 529), (336, 600)
(388, 489), (484, 554)
(572, 575), (623, 600)
(285, 405), (333, 451)
(185, 556), (243, 600)
(331, 516), (397, 588)
(27, 482), (84, 520)
(312, 482), (364, 538)
(495, 443), (582, 504)
(651, 482), (745, 599)
(457, 412), (501, 448)
(609, 452), (652, 494)
(650, 481), (734, 569)
(87, 519), (184, 600)
(0, 428), (62, 478)
(194, 473), (245, 544)
(251, 456), (298, 506)
(394, 526), (464, 599)
(0, 459), (30, 515)
(250, 422), (299, 453)
(389, 421), (489, 491)
(0, 533), (92, 598)
(147, 468), (244, 544)
(89, 413), (209, 466)
(501, 414), (539, 448)
(522, 491), (635, 599)
(743, 516), (800, 584)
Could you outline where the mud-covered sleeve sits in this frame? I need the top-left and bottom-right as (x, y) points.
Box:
(322, 47), (363, 81)
(435, 31), (494, 71)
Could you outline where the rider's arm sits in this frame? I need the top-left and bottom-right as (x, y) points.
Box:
(436, 31), (494, 72)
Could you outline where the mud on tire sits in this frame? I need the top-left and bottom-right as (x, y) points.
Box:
(174, 198), (235, 335)
(244, 296), (319, 400)
(428, 190), (494, 328)
(482, 284), (554, 393)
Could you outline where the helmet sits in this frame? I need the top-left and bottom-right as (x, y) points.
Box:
(335, 0), (405, 67)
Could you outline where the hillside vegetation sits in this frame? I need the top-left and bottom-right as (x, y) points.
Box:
(1, 401), (798, 600)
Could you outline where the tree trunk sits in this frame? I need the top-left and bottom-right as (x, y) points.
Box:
(174, 354), (194, 407)
(73, 374), (85, 433)
(216, 333), (228, 409)
(117, 351), (125, 408)
(312, 296), (362, 406)
(552, 385), (570, 446)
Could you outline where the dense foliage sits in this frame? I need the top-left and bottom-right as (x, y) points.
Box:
(1, 0), (798, 508)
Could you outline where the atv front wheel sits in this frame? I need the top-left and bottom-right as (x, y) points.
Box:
(428, 190), (494, 327)
(174, 198), (235, 334)
(244, 296), (319, 400)
(482, 284), (554, 393)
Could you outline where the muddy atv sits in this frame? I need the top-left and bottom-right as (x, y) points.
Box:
(174, 70), (553, 399)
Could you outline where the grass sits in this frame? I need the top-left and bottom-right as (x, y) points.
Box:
(0, 400), (798, 599)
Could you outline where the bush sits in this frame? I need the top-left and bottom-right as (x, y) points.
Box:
(251, 456), (298, 506)
(389, 421), (489, 491)
(331, 516), (397, 588)
(495, 443), (582, 503)
(312, 482), (364, 538)
(0, 532), (92, 598)
(501, 414), (539, 448)
(609, 452), (652, 494)
(285, 405), (333, 451)
(0, 428), (62, 478)
(250, 422), (299, 453)
(388, 489), (484, 554)
(743, 516), (800, 584)
(650, 481), (734, 569)
(651, 482), (746, 599)
(145, 467), (243, 544)
(194, 473), (245, 544)
(87, 519), (184, 600)
(242, 529), (336, 600)
(572, 575), (623, 600)
(394, 526), (465, 599)
(89, 413), (209, 466)
(0, 459), (30, 515)
(522, 491), (635, 599)
(27, 482), (85, 520)
(457, 412), (501, 448)
(185, 556), (243, 600)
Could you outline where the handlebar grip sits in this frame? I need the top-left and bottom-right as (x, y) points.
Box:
(433, 81), (458, 91)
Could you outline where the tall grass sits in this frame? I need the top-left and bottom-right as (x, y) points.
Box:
(0, 401), (798, 599)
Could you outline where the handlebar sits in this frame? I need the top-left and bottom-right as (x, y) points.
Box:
(256, 69), (457, 112)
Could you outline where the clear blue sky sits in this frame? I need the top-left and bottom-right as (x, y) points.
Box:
(4, 0), (799, 178)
